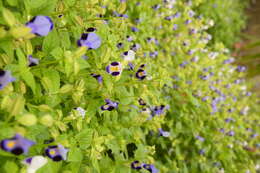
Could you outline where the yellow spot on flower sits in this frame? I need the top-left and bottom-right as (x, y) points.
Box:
(6, 141), (16, 149)
(49, 149), (56, 156)
(110, 66), (120, 72)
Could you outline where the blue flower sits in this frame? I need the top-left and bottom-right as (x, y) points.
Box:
(26, 16), (53, 36)
(0, 70), (16, 90)
(91, 73), (103, 84)
(77, 32), (101, 49)
(131, 161), (142, 170)
(28, 55), (39, 67)
(106, 62), (122, 76)
(101, 99), (119, 111)
(159, 128), (170, 137)
(45, 144), (68, 161)
(143, 164), (159, 173)
(0, 134), (35, 155)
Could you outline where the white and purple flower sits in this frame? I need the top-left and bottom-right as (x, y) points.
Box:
(45, 144), (68, 162)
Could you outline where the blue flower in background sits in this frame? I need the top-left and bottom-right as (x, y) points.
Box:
(28, 55), (39, 67)
(26, 16), (53, 36)
(159, 128), (170, 137)
(77, 32), (101, 49)
(143, 164), (159, 173)
(0, 70), (16, 90)
(45, 144), (68, 161)
(91, 73), (103, 84)
(101, 99), (119, 111)
(0, 134), (35, 155)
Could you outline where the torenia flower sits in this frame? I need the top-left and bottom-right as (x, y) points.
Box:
(135, 64), (147, 80)
(26, 16), (53, 36)
(0, 134), (35, 155)
(23, 156), (48, 173)
(45, 144), (68, 161)
(91, 73), (103, 84)
(122, 50), (135, 61)
(159, 128), (170, 137)
(28, 55), (39, 67)
(101, 99), (119, 111)
(74, 107), (86, 118)
(131, 161), (142, 170)
(77, 33), (101, 49)
(0, 70), (16, 90)
(106, 62), (122, 76)
(143, 164), (159, 173)
(152, 105), (169, 116)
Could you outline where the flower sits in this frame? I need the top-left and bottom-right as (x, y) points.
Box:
(136, 69), (147, 80)
(101, 99), (119, 111)
(0, 70), (16, 90)
(22, 156), (48, 173)
(151, 105), (169, 116)
(106, 62), (122, 76)
(45, 144), (68, 161)
(159, 128), (170, 137)
(122, 50), (135, 61)
(117, 42), (124, 49)
(28, 55), (39, 67)
(91, 73), (103, 84)
(74, 107), (86, 118)
(138, 98), (146, 106)
(0, 134), (35, 155)
(77, 32), (101, 49)
(131, 161), (142, 170)
(143, 164), (159, 173)
(26, 16), (53, 36)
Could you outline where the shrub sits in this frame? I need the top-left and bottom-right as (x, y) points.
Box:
(197, 0), (249, 48)
(0, 0), (259, 173)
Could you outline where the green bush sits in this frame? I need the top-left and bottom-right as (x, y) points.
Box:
(0, 0), (259, 173)
(198, 0), (249, 48)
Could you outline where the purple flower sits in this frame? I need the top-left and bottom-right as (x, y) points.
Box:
(143, 164), (159, 173)
(77, 33), (101, 49)
(136, 69), (147, 80)
(26, 16), (53, 36)
(28, 55), (39, 67)
(130, 43), (141, 51)
(227, 130), (235, 136)
(0, 134), (35, 155)
(159, 128), (170, 137)
(138, 98), (146, 106)
(131, 27), (139, 32)
(45, 144), (68, 161)
(126, 35), (133, 42)
(152, 4), (160, 10)
(236, 66), (246, 72)
(106, 62), (122, 76)
(101, 99), (119, 111)
(196, 136), (205, 142)
(117, 42), (124, 49)
(91, 73), (103, 84)
(152, 105), (169, 116)
(131, 161), (142, 170)
(0, 70), (16, 90)
(173, 24), (178, 30)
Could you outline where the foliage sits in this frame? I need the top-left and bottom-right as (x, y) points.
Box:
(0, 0), (259, 173)
(198, 0), (249, 48)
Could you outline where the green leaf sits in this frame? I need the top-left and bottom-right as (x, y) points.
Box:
(68, 148), (83, 162)
(21, 71), (36, 94)
(42, 30), (60, 53)
(75, 128), (93, 149)
(3, 161), (18, 173)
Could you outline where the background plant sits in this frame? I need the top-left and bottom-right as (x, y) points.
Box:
(0, 0), (259, 173)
